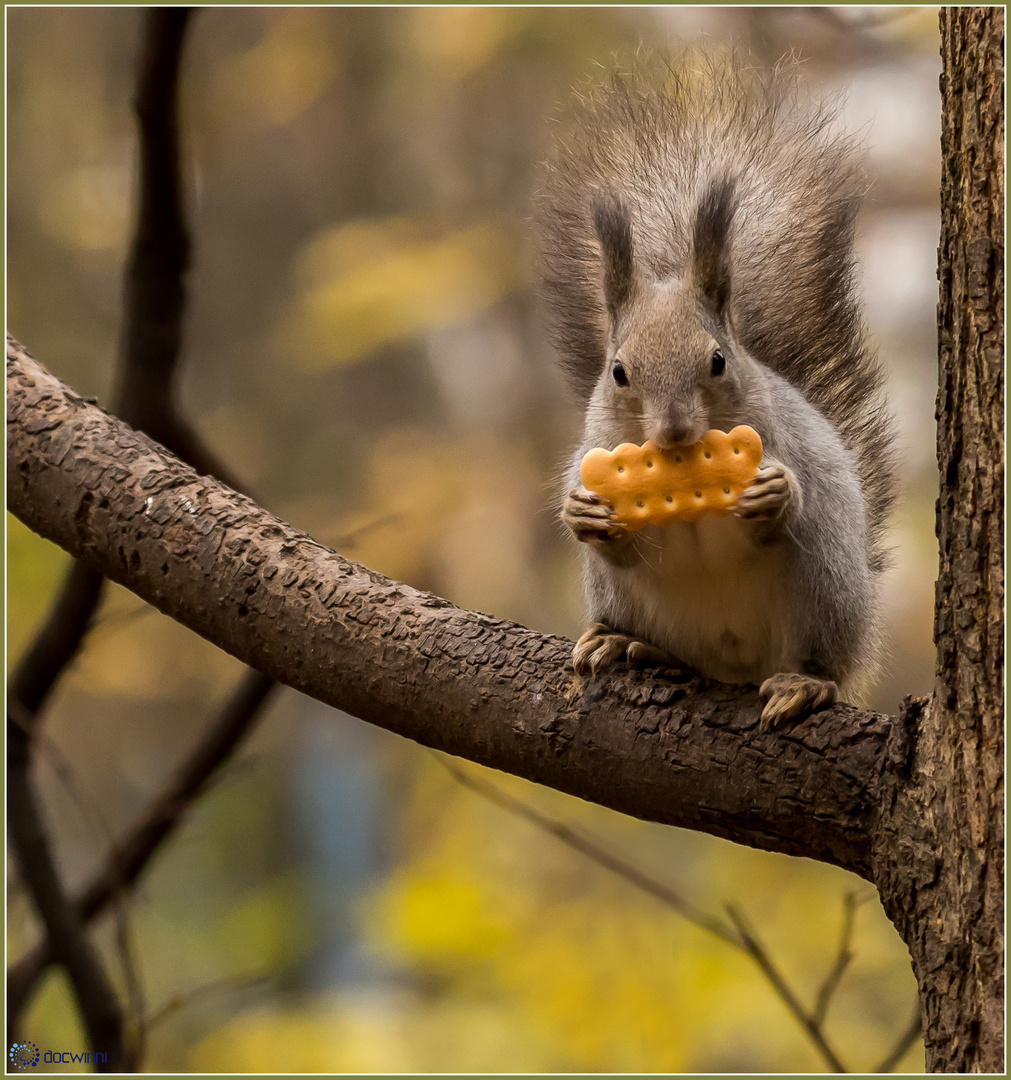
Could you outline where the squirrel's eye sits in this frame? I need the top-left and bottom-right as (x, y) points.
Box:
(710, 349), (726, 377)
(612, 359), (629, 387)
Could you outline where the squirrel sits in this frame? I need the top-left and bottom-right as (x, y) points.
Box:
(535, 50), (898, 728)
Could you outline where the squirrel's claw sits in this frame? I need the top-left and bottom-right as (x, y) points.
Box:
(573, 623), (675, 675)
(625, 639), (676, 667)
(562, 487), (624, 542)
(735, 463), (797, 522)
(759, 672), (837, 729)
(573, 623), (631, 674)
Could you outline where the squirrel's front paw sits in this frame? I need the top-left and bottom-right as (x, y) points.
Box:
(562, 486), (625, 543)
(734, 462), (798, 522)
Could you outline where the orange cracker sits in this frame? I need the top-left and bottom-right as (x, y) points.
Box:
(579, 425), (763, 529)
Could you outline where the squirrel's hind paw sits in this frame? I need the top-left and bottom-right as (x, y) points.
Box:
(759, 672), (837, 729)
(573, 623), (631, 674)
(572, 623), (674, 675)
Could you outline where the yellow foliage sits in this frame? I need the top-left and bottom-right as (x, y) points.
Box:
(501, 901), (692, 1071)
(372, 851), (703, 1071)
(220, 875), (313, 972)
(188, 993), (555, 1074)
(21, 970), (88, 1074)
(310, 426), (540, 624)
(70, 583), (242, 702)
(284, 217), (523, 371)
(7, 512), (70, 665)
(363, 762), (924, 1073)
(377, 872), (512, 967)
(189, 1004), (349, 1073)
(37, 162), (131, 254)
(212, 10), (340, 130)
(407, 8), (531, 80)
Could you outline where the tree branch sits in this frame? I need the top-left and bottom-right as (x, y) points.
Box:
(7, 8), (203, 736)
(112, 6), (242, 493)
(113, 7), (191, 438)
(7, 722), (127, 1071)
(8, 561), (106, 720)
(7, 336), (907, 881)
(4, 13), (265, 1067)
(6, 669), (276, 1030)
(8, 9), (206, 739)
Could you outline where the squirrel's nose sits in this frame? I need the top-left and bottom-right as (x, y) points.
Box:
(652, 422), (697, 448)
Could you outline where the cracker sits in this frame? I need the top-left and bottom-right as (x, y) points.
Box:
(579, 425), (763, 528)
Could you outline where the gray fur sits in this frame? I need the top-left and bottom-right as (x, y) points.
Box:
(539, 49), (898, 696)
(692, 177), (737, 316)
(535, 48), (897, 575)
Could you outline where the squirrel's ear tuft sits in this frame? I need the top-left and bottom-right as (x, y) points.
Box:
(692, 177), (737, 317)
(593, 193), (637, 324)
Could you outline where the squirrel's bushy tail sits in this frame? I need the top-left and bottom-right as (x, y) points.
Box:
(535, 48), (898, 573)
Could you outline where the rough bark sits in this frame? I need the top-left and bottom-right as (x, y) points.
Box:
(872, 8), (1004, 1073)
(7, 335), (909, 881)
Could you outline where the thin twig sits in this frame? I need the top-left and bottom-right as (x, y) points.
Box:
(326, 510), (406, 551)
(144, 971), (271, 1031)
(92, 600), (158, 633)
(441, 755), (857, 1074)
(437, 754), (738, 946)
(725, 904), (848, 1073)
(873, 1004), (923, 1073)
(79, 670), (277, 918)
(115, 905), (148, 1069)
(7, 671), (278, 1018)
(812, 892), (859, 1027)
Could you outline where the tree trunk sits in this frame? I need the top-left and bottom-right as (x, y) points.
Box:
(873, 8), (1004, 1072)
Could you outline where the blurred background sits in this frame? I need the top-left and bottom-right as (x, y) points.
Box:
(8, 6), (940, 1073)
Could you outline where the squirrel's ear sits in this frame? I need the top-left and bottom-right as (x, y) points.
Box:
(593, 193), (637, 324)
(692, 177), (737, 318)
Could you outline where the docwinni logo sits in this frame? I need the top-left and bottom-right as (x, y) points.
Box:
(9, 1042), (40, 1069)
(8, 1043), (108, 1068)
